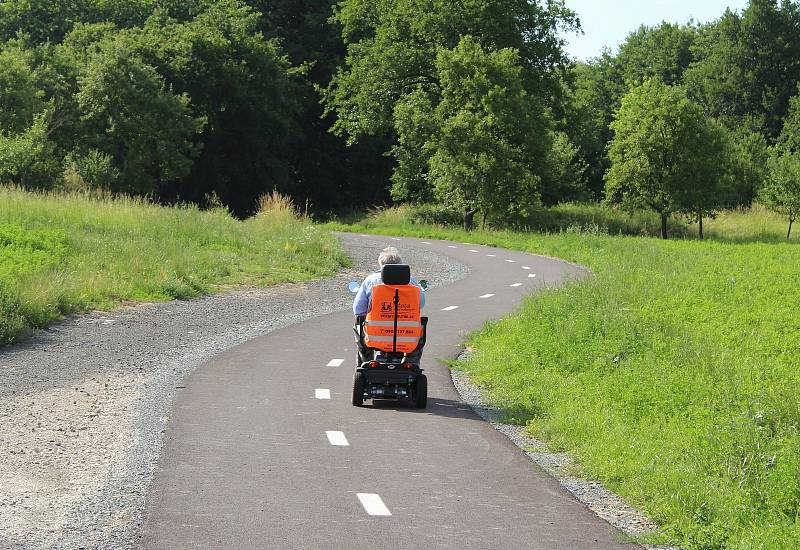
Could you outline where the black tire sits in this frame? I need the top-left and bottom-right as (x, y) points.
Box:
(413, 374), (427, 409)
(352, 371), (365, 407)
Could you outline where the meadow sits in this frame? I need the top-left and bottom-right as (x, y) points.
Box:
(327, 206), (800, 549)
(0, 187), (348, 346)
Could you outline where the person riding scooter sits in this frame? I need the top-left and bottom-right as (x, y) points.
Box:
(352, 246), (426, 365)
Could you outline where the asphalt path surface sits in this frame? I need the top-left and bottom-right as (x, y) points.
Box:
(138, 235), (639, 549)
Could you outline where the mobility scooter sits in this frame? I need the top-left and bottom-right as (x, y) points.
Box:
(349, 264), (428, 408)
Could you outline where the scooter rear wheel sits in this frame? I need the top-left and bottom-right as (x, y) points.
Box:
(413, 374), (427, 409)
(352, 371), (365, 406)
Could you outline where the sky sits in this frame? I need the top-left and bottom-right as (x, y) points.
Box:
(562, 0), (751, 61)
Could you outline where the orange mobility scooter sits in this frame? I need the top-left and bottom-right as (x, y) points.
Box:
(349, 264), (428, 408)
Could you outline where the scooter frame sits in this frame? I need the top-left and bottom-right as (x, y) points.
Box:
(352, 315), (428, 408)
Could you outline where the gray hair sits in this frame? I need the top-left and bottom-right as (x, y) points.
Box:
(378, 246), (402, 267)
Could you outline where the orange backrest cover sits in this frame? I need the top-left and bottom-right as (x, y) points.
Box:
(364, 284), (422, 353)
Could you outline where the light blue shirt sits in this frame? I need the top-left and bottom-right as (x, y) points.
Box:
(353, 271), (426, 316)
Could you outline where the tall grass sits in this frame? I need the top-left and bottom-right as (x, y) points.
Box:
(342, 202), (798, 242)
(343, 202), (694, 237)
(328, 208), (800, 549)
(698, 205), (797, 242)
(0, 186), (348, 346)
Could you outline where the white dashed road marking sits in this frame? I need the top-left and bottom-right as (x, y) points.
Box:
(528, 273), (537, 278)
(421, 241), (431, 244)
(505, 259), (516, 263)
(479, 294), (495, 299)
(510, 283), (523, 287)
(315, 389), (331, 400)
(357, 493), (392, 516)
(441, 306), (459, 311)
(522, 266), (531, 270)
(487, 254), (496, 257)
(391, 237), (401, 241)
(448, 245), (458, 248)
(469, 249), (478, 253)
(326, 431), (349, 446)
(327, 359), (344, 367)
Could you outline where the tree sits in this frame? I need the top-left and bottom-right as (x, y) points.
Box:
(562, 52), (624, 199)
(75, 39), (205, 194)
(390, 89), (438, 204)
(422, 37), (546, 229)
(0, 108), (51, 186)
(323, 0), (577, 216)
(605, 80), (729, 239)
(725, 128), (770, 207)
(539, 131), (589, 206)
(674, 117), (731, 238)
(0, 44), (45, 133)
(560, 23), (696, 203)
(763, 149), (800, 238)
(324, 0), (578, 210)
(0, 41), (62, 187)
(763, 85), (800, 238)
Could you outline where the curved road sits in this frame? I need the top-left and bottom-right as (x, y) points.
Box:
(138, 235), (638, 549)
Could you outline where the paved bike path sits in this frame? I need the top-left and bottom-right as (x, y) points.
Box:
(138, 235), (638, 549)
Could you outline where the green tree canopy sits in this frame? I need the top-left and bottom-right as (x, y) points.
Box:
(562, 52), (624, 198)
(725, 128), (770, 207)
(605, 79), (729, 239)
(763, 86), (800, 237)
(0, 108), (51, 186)
(685, 0), (800, 139)
(0, 43), (46, 133)
(0, 0), (155, 43)
(421, 37), (548, 228)
(135, 1), (303, 212)
(75, 39), (205, 194)
(779, 85), (800, 152)
(763, 149), (800, 238)
(616, 21), (697, 87)
(540, 131), (589, 206)
(324, 0), (578, 141)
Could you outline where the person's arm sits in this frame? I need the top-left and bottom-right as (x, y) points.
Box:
(353, 279), (370, 316)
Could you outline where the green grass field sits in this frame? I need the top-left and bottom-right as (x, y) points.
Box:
(0, 187), (348, 346)
(326, 208), (800, 549)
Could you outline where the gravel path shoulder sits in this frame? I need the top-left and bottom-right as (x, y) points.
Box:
(0, 234), (467, 549)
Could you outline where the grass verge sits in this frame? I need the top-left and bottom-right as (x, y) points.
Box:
(325, 210), (800, 549)
(0, 187), (349, 346)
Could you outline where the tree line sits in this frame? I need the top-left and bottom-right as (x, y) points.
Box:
(0, 0), (392, 216)
(570, 0), (800, 238)
(1, 0), (799, 237)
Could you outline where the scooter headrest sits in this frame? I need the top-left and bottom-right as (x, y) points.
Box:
(381, 263), (411, 285)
